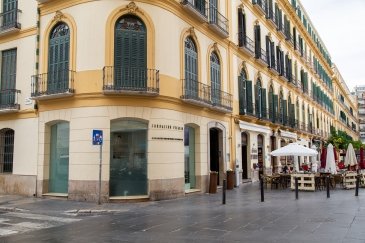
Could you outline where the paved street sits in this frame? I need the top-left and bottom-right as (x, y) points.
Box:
(1, 184), (365, 243)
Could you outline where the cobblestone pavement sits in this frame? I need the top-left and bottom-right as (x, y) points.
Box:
(1, 183), (365, 243)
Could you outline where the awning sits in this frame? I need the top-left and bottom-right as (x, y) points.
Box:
(239, 121), (272, 135)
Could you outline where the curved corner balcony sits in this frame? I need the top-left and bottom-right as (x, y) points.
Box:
(180, 0), (208, 22)
(31, 70), (75, 100)
(103, 66), (159, 96)
(181, 78), (232, 113)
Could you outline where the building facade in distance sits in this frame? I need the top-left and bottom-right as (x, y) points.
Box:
(0, 0), (359, 202)
(353, 86), (365, 144)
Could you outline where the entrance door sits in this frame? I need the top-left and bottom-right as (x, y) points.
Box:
(210, 128), (220, 185)
(241, 132), (248, 179)
(110, 120), (147, 196)
(184, 126), (195, 190)
(49, 122), (69, 193)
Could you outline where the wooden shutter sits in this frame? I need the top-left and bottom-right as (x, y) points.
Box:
(276, 46), (281, 74)
(270, 41), (275, 68)
(238, 75), (246, 114)
(262, 88), (267, 119)
(283, 99), (287, 124)
(255, 84), (259, 116)
(265, 36), (270, 66)
(246, 80), (253, 114)
(238, 9), (245, 47)
(273, 94), (278, 122)
(254, 25), (261, 58)
(1, 49), (16, 105)
(268, 89), (273, 120)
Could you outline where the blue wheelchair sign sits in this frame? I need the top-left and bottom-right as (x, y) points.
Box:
(92, 130), (103, 145)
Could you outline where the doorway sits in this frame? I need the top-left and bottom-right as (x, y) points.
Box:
(110, 120), (148, 197)
(49, 122), (69, 194)
(209, 128), (222, 185)
(184, 126), (196, 190)
(241, 132), (248, 179)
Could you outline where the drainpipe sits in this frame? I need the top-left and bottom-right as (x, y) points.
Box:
(34, 6), (41, 197)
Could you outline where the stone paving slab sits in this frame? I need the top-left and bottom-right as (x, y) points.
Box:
(0, 183), (365, 242)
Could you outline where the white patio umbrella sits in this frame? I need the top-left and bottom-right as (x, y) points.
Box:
(271, 143), (318, 172)
(345, 143), (357, 167)
(325, 143), (337, 174)
(271, 143), (318, 156)
(311, 145), (319, 172)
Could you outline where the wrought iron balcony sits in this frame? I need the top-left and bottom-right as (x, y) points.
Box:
(277, 23), (285, 37)
(103, 66), (159, 96)
(252, 0), (267, 15)
(208, 6), (229, 38)
(238, 34), (255, 55)
(181, 0), (208, 22)
(31, 70), (75, 100)
(255, 48), (268, 66)
(0, 89), (20, 113)
(285, 33), (294, 46)
(211, 88), (232, 112)
(0, 9), (21, 35)
(266, 10), (277, 27)
(181, 78), (232, 113)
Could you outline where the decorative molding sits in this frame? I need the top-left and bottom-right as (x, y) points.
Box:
(52, 10), (65, 23)
(188, 27), (197, 40)
(126, 2), (139, 14)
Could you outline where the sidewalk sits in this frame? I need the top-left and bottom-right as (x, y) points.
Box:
(1, 183), (365, 242)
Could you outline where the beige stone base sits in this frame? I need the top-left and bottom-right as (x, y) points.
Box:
(68, 180), (109, 203)
(0, 174), (36, 196)
(149, 177), (185, 200)
(195, 175), (209, 193)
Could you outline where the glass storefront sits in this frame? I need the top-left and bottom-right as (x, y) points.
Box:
(110, 120), (148, 196)
(184, 126), (195, 190)
(49, 122), (69, 193)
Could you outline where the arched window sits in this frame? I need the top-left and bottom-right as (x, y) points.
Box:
(114, 15), (147, 89)
(184, 37), (198, 99)
(255, 79), (266, 119)
(48, 22), (70, 93)
(0, 128), (14, 173)
(238, 69), (253, 115)
(210, 52), (221, 105)
(288, 95), (295, 127)
(279, 91), (287, 125)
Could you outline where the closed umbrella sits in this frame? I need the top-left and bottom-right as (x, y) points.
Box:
(360, 147), (365, 169)
(320, 147), (327, 169)
(345, 143), (357, 168)
(325, 143), (337, 174)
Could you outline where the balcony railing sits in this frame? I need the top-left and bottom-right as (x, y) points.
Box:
(31, 70), (75, 99)
(211, 88), (233, 111)
(181, 78), (232, 112)
(0, 89), (20, 112)
(255, 48), (268, 65)
(238, 34), (255, 55)
(208, 6), (229, 37)
(252, 0), (267, 15)
(0, 9), (21, 34)
(181, 0), (208, 21)
(103, 66), (159, 95)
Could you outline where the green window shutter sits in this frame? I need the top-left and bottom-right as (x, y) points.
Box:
(283, 99), (287, 124)
(184, 38), (198, 99)
(210, 52), (221, 105)
(255, 84), (259, 116)
(238, 75), (246, 115)
(48, 23), (70, 92)
(238, 9), (246, 47)
(1, 48), (17, 106)
(246, 80), (253, 114)
(273, 94), (278, 122)
(290, 104), (295, 126)
(262, 88), (267, 118)
(268, 89), (273, 120)
(3, 0), (17, 26)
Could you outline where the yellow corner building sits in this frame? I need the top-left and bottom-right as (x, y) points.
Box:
(0, 0), (359, 202)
